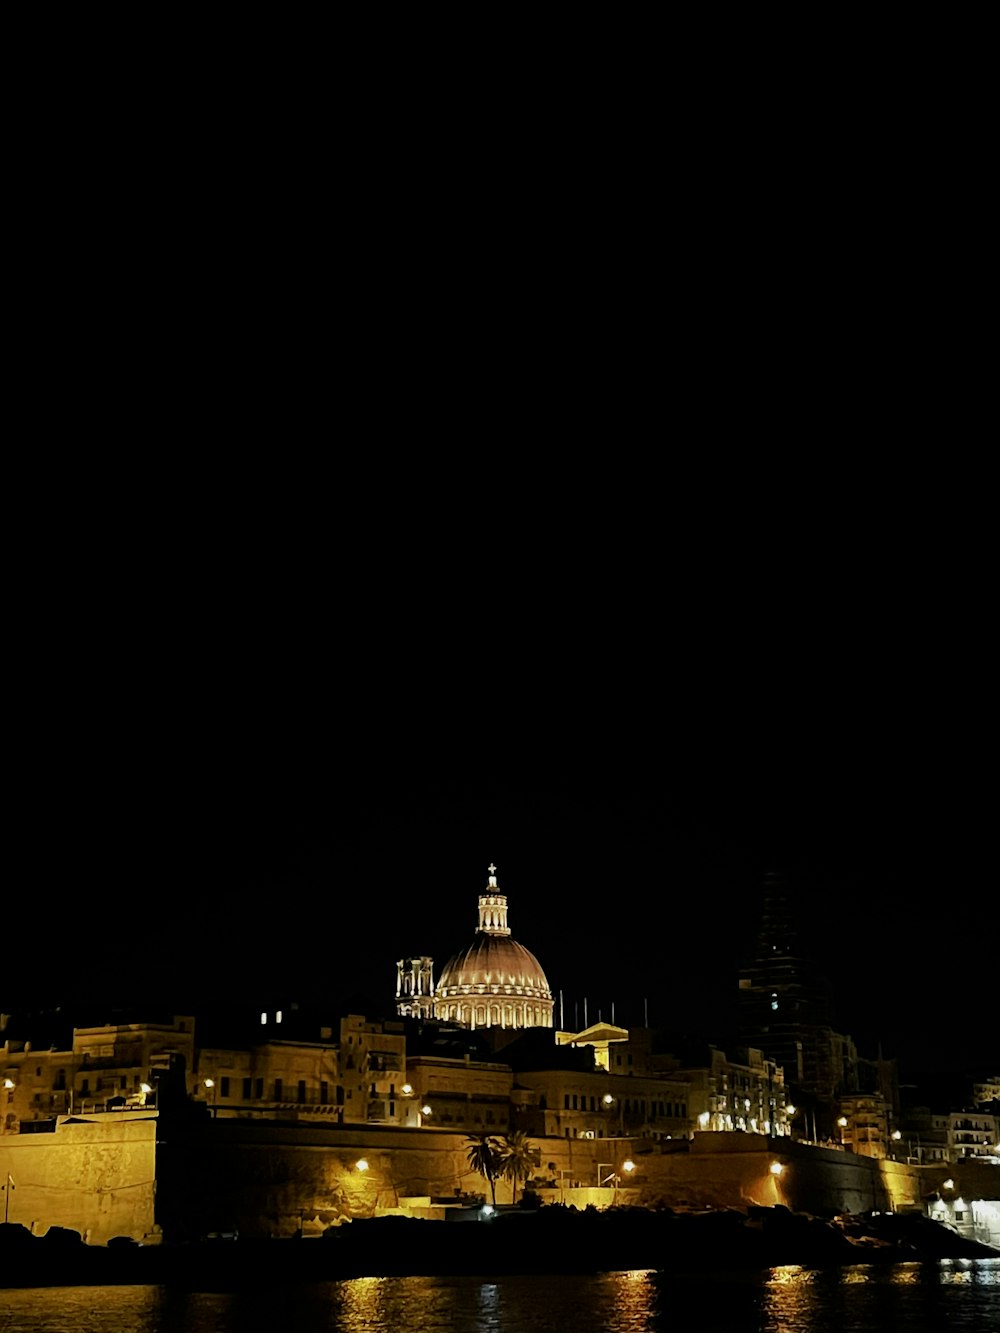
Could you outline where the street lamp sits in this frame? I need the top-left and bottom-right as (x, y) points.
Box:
(837, 1116), (848, 1146)
(603, 1092), (625, 1134)
(204, 1078), (218, 1118)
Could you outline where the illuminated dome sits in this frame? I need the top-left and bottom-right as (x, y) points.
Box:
(433, 865), (554, 1030)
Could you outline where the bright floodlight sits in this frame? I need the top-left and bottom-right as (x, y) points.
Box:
(482, 1204), (494, 1216)
(622, 1159), (635, 1173)
(401, 1083), (413, 1096)
(204, 1079), (215, 1089)
(892, 1130), (902, 1140)
(603, 1094), (614, 1105)
(140, 1083), (152, 1094)
(786, 1105), (796, 1116)
(837, 1117), (848, 1127)
(421, 1105), (432, 1116)
(770, 1162), (784, 1175)
(944, 1179), (954, 1190)
(356, 1159), (369, 1172)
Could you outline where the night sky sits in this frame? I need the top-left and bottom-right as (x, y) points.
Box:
(7, 738), (990, 1085)
(6, 455), (990, 1091)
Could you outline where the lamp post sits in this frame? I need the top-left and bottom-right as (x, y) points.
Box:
(603, 1092), (624, 1135)
(204, 1078), (218, 1118)
(2, 1173), (13, 1224)
(837, 1116), (848, 1148)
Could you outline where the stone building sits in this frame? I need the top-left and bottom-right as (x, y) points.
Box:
(396, 865), (554, 1030)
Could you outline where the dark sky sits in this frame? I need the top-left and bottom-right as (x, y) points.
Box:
(6, 456), (991, 1089)
(8, 737), (990, 1085)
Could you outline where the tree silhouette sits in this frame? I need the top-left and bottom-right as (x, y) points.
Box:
(497, 1130), (535, 1204)
(465, 1133), (502, 1206)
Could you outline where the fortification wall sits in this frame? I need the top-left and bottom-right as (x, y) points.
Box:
(0, 1118), (951, 1245)
(0, 1113), (158, 1246)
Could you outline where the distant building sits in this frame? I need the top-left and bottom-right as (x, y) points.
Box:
(736, 870), (899, 1145)
(396, 865), (554, 1030)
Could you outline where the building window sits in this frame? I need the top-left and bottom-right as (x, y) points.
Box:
(320, 1082), (329, 1104)
(564, 1095), (570, 1110)
(274, 1079), (283, 1101)
(243, 1078), (252, 1099)
(255, 1079), (263, 1099)
(298, 1081), (306, 1104)
(221, 1078), (230, 1098)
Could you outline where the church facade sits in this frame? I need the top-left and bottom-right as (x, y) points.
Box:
(396, 865), (554, 1030)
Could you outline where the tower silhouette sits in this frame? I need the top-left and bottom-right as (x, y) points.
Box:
(737, 869), (840, 1135)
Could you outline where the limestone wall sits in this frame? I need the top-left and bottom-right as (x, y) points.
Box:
(0, 1113), (158, 1246)
(0, 1116), (958, 1247)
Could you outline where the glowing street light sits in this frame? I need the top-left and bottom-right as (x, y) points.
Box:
(770, 1161), (784, 1176)
(204, 1078), (218, 1118)
(355, 1159), (369, 1172)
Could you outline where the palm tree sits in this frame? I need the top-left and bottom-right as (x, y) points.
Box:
(497, 1130), (536, 1205)
(465, 1133), (501, 1206)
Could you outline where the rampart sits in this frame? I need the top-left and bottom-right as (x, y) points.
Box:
(0, 1115), (987, 1245)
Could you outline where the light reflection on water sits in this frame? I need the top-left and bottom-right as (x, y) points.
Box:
(0, 1261), (996, 1332)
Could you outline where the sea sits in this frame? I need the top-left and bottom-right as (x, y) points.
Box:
(1, 1262), (998, 1333)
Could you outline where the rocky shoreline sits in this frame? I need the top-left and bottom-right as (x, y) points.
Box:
(1, 1206), (996, 1289)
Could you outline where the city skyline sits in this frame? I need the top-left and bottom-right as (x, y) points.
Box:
(5, 769), (990, 1084)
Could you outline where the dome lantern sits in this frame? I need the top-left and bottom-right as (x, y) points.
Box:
(431, 864), (554, 1031)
